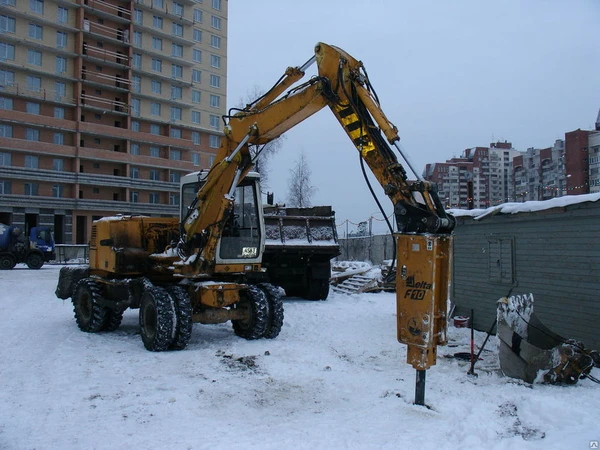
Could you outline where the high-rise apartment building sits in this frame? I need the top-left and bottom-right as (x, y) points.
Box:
(0, 0), (227, 244)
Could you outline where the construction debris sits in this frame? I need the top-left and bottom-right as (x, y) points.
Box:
(497, 294), (600, 385)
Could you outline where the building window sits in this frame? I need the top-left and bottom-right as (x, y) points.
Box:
(171, 43), (183, 58)
(152, 58), (162, 72)
(55, 56), (67, 74)
(151, 80), (161, 94)
(30, 0), (44, 15)
(173, 2), (184, 15)
(132, 76), (141, 93)
(172, 22), (183, 37)
(24, 183), (39, 196)
(55, 81), (66, 100)
(152, 36), (162, 50)
(57, 7), (68, 24)
(133, 53), (142, 69)
(169, 193), (180, 206)
(191, 131), (200, 144)
(26, 76), (41, 92)
(209, 135), (220, 148)
(210, 74), (220, 88)
(28, 23), (43, 40)
(210, 54), (221, 69)
(130, 167), (140, 179)
(56, 31), (67, 48)
(0, 180), (11, 194)
(171, 107), (182, 121)
(133, 31), (142, 46)
(152, 0), (164, 8)
(131, 98), (140, 117)
(170, 149), (181, 160)
(152, 15), (163, 29)
(25, 155), (39, 168)
(171, 64), (183, 78)
(52, 158), (64, 171)
(210, 114), (220, 129)
(27, 49), (42, 66)
(151, 102), (161, 116)
(0, 42), (15, 61)
(26, 102), (40, 114)
(192, 153), (200, 166)
(193, 9), (202, 23)
(0, 69), (14, 88)
(150, 169), (160, 181)
(192, 69), (201, 83)
(212, 0), (221, 10)
(170, 171), (181, 183)
(149, 192), (160, 204)
(211, 15), (221, 30)
(130, 191), (138, 203)
(54, 107), (65, 119)
(150, 146), (160, 157)
(192, 110), (200, 124)
(193, 29), (202, 42)
(0, 152), (11, 166)
(0, 96), (12, 110)
(133, 9), (142, 24)
(52, 185), (63, 198)
(209, 94), (220, 108)
(210, 34), (221, 49)
(193, 48), (202, 62)
(0, 124), (12, 137)
(171, 85), (182, 99)
(192, 90), (201, 103)
(131, 143), (140, 155)
(53, 133), (64, 144)
(131, 120), (140, 131)
(170, 128), (182, 139)
(0, 16), (16, 34)
(150, 124), (160, 135)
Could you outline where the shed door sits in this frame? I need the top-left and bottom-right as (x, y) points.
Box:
(488, 237), (514, 284)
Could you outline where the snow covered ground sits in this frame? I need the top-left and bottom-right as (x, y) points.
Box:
(1, 265), (598, 450)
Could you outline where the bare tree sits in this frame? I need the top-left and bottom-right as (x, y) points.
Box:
(286, 151), (316, 207)
(236, 85), (285, 189)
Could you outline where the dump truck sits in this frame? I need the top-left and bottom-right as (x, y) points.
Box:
(262, 205), (340, 300)
(0, 223), (55, 270)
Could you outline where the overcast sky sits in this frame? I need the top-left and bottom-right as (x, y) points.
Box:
(226, 0), (600, 234)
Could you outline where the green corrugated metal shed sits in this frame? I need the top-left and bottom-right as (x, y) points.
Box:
(451, 194), (600, 349)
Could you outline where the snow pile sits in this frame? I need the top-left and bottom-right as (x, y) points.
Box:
(0, 265), (598, 449)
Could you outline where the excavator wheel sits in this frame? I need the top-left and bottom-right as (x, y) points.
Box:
(102, 309), (124, 332)
(25, 252), (44, 270)
(72, 279), (107, 332)
(166, 285), (193, 350)
(0, 253), (16, 270)
(258, 283), (284, 339)
(139, 286), (177, 352)
(232, 285), (268, 340)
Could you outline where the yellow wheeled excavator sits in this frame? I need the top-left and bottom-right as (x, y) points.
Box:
(56, 43), (455, 400)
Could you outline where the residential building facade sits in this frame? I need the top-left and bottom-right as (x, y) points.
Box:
(0, 0), (227, 243)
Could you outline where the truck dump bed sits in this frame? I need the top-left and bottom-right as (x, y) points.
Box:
(262, 206), (340, 300)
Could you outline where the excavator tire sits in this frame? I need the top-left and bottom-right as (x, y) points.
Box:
(25, 252), (44, 270)
(232, 285), (268, 340)
(72, 279), (107, 332)
(166, 285), (193, 350)
(0, 253), (16, 270)
(102, 309), (124, 332)
(139, 286), (176, 352)
(258, 283), (284, 339)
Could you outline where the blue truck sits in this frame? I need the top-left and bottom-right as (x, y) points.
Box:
(0, 223), (55, 269)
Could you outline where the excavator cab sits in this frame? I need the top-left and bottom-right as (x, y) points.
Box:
(180, 171), (264, 267)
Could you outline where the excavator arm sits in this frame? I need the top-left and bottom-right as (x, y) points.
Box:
(180, 42), (454, 268)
